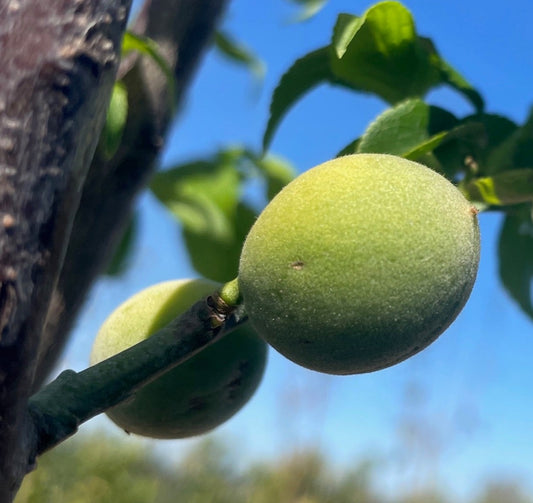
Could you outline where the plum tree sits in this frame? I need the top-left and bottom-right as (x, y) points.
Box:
(238, 153), (480, 375)
(6, 1), (532, 499)
(90, 279), (267, 439)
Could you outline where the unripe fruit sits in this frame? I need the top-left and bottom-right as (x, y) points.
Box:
(90, 279), (267, 439)
(239, 153), (480, 375)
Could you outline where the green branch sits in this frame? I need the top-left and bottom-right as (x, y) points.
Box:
(27, 292), (245, 456)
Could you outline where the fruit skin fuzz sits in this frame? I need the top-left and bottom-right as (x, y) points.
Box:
(239, 153), (480, 375)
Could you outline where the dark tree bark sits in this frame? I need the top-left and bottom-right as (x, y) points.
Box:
(33, 0), (229, 390)
(0, 0), (228, 500)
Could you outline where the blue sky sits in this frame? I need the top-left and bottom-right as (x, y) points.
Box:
(60, 1), (533, 500)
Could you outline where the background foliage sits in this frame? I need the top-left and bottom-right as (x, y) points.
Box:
(16, 432), (532, 503)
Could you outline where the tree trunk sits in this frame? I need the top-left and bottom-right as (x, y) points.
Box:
(0, 0), (227, 499)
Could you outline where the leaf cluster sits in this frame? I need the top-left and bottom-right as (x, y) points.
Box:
(261, 0), (533, 321)
(101, 1), (533, 321)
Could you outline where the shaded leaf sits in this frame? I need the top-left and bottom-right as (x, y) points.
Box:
(214, 31), (265, 79)
(122, 31), (176, 110)
(499, 210), (533, 320)
(485, 108), (533, 174)
(184, 203), (257, 282)
(105, 214), (137, 277)
(419, 37), (485, 112)
(462, 169), (533, 206)
(100, 81), (128, 160)
(403, 132), (448, 160)
(263, 47), (333, 151)
(431, 120), (490, 179)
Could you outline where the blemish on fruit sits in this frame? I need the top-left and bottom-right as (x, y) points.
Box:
(290, 260), (305, 270)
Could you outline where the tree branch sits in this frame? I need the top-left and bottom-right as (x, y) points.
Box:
(28, 291), (243, 456)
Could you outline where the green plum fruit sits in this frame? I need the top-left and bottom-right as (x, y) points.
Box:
(238, 153), (480, 375)
(90, 279), (268, 439)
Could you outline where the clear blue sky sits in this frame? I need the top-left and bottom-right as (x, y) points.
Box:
(61, 1), (533, 500)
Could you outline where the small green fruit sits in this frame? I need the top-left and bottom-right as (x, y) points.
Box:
(239, 154), (480, 375)
(90, 279), (267, 439)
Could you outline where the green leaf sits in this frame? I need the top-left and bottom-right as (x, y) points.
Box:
(263, 1), (483, 153)
(430, 120), (489, 179)
(356, 98), (458, 158)
(105, 214), (137, 277)
(462, 169), (533, 206)
(499, 210), (533, 320)
(330, 3), (441, 104)
(434, 50), (484, 112)
(150, 149), (259, 282)
(150, 150), (243, 241)
(150, 148), (296, 281)
(287, 0), (328, 22)
(330, 4), (482, 110)
(263, 47), (332, 151)
(336, 138), (361, 157)
(100, 81), (128, 160)
(183, 203), (257, 283)
(251, 154), (296, 200)
(485, 108), (533, 174)
(122, 31), (176, 111)
(351, 99), (492, 179)
(214, 31), (265, 79)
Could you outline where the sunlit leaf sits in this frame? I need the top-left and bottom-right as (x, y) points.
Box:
(356, 98), (458, 157)
(214, 31), (265, 79)
(264, 1), (482, 152)
(263, 47), (332, 151)
(499, 210), (533, 320)
(330, 4), (482, 111)
(330, 4), (441, 104)
(100, 81), (128, 160)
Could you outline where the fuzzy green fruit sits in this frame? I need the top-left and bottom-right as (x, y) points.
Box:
(239, 153), (480, 375)
(90, 279), (267, 439)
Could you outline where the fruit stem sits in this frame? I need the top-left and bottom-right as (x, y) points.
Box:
(219, 277), (241, 307)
